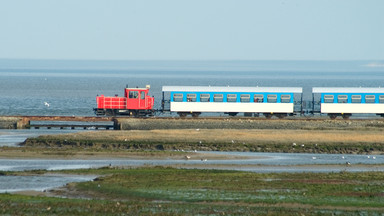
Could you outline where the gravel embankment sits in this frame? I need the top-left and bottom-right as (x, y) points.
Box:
(118, 118), (384, 130)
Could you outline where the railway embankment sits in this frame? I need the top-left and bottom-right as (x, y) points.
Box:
(117, 117), (384, 130)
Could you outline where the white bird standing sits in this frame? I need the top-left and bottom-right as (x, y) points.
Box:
(44, 102), (50, 107)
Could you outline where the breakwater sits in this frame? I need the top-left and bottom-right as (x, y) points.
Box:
(0, 116), (115, 129)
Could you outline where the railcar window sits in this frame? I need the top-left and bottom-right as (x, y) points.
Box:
(227, 94), (237, 102)
(281, 95), (291, 103)
(324, 95), (334, 103)
(214, 94), (223, 102)
(240, 94), (250, 103)
(129, 91), (139, 99)
(254, 94), (264, 103)
(351, 95), (361, 103)
(200, 94), (210, 102)
(267, 94), (277, 103)
(173, 93), (183, 102)
(140, 92), (145, 100)
(337, 95), (348, 103)
(380, 95), (384, 103)
(365, 95), (375, 103)
(187, 94), (197, 102)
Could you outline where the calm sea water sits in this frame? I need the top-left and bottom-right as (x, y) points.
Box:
(1, 59), (384, 116)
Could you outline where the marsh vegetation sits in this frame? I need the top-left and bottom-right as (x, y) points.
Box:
(2, 167), (384, 215)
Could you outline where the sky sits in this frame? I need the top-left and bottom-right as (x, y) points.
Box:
(0, 0), (383, 61)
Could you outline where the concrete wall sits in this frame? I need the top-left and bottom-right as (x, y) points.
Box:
(0, 117), (20, 129)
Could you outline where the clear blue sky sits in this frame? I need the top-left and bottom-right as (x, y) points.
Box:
(0, 0), (383, 60)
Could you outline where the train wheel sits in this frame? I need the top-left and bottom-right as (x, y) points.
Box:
(275, 114), (286, 119)
(178, 112), (187, 118)
(264, 113), (272, 119)
(228, 112), (238, 117)
(329, 114), (337, 120)
(192, 112), (200, 118)
(342, 114), (351, 120)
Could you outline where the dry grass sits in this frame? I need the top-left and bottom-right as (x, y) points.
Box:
(48, 129), (384, 144)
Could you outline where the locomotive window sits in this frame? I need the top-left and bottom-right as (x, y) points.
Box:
(324, 95), (334, 103)
(351, 95), (361, 103)
(267, 95), (277, 103)
(365, 95), (375, 103)
(281, 95), (291, 103)
(227, 94), (237, 102)
(141, 92), (145, 100)
(240, 94), (250, 103)
(380, 95), (384, 103)
(337, 95), (348, 103)
(173, 93), (183, 102)
(187, 94), (197, 102)
(129, 91), (139, 99)
(214, 94), (223, 102)
(200, 94), (210, 102)
(254, 94), (264, 103)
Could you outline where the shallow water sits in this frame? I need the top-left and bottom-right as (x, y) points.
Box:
(0, 129), (88, 147)
(0, 174), (97, 193)
(0, 152), (382, 172)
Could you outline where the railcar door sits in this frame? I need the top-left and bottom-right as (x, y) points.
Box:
(127, 90), (140, 110)
(138, 90), (147, 109)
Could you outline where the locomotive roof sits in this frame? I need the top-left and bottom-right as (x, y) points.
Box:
(312, 87), (384, 93)
(162, 86), (302, 93)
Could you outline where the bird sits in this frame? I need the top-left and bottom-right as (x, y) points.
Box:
(44, 102), (50, 107)
(346, 162), (351, 166)
(342, 156), (345, 159)
(373, 156), (376, 160)
(185, 155), (191, 160)
(196, 128), (200, 131)
(312, 157), (316, 160)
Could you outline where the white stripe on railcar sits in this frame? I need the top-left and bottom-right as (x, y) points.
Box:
(170, 102), (294, 113)
(321, 104), (384, 114)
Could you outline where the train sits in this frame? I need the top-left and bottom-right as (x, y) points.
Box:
(94, 85), (384, 119)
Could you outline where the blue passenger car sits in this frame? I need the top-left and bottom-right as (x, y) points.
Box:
(312, 87), (384, 119)
(162, 86), (302, 118)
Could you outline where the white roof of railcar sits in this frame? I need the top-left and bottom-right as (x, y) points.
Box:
(162, 86), (302, 93)
(313, 87), (384, 93)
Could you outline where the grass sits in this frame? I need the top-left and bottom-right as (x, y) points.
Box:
(2, 167), (384, 215)
(21, 129), (384, 154)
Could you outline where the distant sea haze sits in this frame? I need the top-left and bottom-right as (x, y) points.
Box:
(0, 59), (383, 116)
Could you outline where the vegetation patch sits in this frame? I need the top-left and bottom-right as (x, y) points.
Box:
(2, 167), (384, 215)
(20, 129), (384, 154)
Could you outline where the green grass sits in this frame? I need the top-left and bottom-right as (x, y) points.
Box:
(2, 167), (384, 215)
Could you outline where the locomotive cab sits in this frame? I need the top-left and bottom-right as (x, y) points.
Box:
(124, 85), (154, 112)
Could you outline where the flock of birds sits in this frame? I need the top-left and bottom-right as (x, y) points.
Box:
(311, 154), (376, 166)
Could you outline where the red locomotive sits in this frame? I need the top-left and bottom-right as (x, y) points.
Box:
(95, 85), (154, 116)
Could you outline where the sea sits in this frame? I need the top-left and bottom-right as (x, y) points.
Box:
(1, 59), (384, 116)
